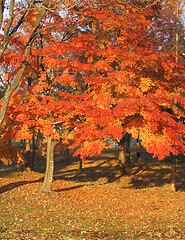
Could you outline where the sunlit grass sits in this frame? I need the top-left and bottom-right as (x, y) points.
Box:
(0, 149), (185, 239)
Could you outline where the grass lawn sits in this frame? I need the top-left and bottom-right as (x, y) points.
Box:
(0, 147), (185, 239)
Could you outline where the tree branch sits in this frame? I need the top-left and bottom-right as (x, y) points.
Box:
(9, 0), (35, 36)
(0, 0), (5, 30)
(0, 2), (48, 127)
(0, 0), (35, 60)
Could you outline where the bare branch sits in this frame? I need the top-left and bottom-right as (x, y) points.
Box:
(92, 0), (162, 9)
(0, 0), (5, 29)
(9, 0), (35, 36)
(52, 121), (64, 125)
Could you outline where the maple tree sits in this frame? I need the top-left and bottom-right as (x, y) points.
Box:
(0, 0), (92, 191)
(0, 0), (53, 168)
(45, 1), (185, 188)
(69, 1), (185, 161)
(0, 0), (80, 168)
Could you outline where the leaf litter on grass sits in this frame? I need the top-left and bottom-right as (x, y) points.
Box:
(0, 150), (185, 239)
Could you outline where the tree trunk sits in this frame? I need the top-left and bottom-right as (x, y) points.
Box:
(79, 159), (83, 171)
(64, 147), (70, 161)
(118, 138), (126, 174)
(31, 136), (35, 171)
(41, 136), (58, 193)
(125, 133), (131, 163)
(0, 0), (5, 31)
(171, 156), (176, 191)
(25, 140), (31, 171)
(136, 137), (141, 160)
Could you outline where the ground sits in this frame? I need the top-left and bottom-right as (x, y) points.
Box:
(0, 146), (185, 239)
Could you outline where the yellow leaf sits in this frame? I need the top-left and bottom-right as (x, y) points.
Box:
(139, 77), (154, 92)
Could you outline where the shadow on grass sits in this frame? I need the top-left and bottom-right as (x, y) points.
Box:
(0, 176), (86, 194)
(129, 161), (185, 191)
(54, 157), (122, 184)
(0, 177), (44, 195)
(54, 185), (85, 192)
(54, 152), (185, 191)
(1, 149), (185, 192)
(54, 150), (122, 183)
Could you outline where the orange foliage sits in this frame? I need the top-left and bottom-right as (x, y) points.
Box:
(1, 0), (185, 162)
(0, 140), (25, 166)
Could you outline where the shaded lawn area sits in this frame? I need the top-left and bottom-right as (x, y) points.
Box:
(0, 148), (185, 239)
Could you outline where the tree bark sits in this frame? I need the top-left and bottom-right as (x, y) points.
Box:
(136, 137), (141, 160)
(118, 138), (126, 174)
(41, 136), (58, 193)
(79, 159), (83, 171)
(25, 140), (32, 171)
(125, 133), (131, 163)
(31, 136), (35, 171)
(171, 156), (176, 191)
(64, 147), (70, 161)
(0, 0), (5, 30)
(175, 1), (179, 63)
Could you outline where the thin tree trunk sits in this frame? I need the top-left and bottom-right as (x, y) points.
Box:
(118, 138), (126, 174)
(125, 133), (131, 163)
(0, 0), (5, 31)
(31, 136), (35, 171)
(79, 159), (83, 171)
(41, 136), (58, 193)
(64, 147), (70, 161)
(25, 140), (31, 171)
(171, 156), (176, 191)
(175, 1), (179, 63)
(136, 137), (141, 160)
